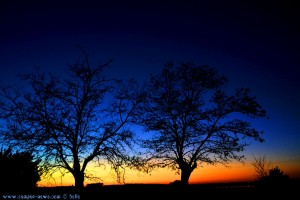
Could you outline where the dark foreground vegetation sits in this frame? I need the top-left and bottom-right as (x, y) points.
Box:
(1, 180), (299, 200)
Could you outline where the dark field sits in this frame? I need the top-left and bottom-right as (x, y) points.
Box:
(1, 180), (299, 200)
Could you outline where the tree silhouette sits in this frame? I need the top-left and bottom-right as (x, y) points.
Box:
(252, 156), (290, 189)
(0, 147), (41, 192)
(137, 62), (268, 186)
(252, 155), (272, 180)
(258, 166), (290, 189)
(0, 48), (144, 189)
(268, 166), (286, 178)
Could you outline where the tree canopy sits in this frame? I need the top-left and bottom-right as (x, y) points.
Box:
(0, 49), (144, 188)
(137, 62), (268, 185)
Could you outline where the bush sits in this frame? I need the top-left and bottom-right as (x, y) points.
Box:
(0, 147), (41, 192)
(256, 166), (290, 189)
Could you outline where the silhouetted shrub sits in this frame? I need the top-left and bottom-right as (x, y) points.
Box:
(169, 180), (182, 185)
(0, 147), (41, 192)
(256, 166), (290, 189)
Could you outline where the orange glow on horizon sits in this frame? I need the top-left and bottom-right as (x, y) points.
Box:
(37, 158), (300, 187)
(37, 160), (299, 187)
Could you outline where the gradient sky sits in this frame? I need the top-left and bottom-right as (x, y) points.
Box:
(0, 0), (299, 186)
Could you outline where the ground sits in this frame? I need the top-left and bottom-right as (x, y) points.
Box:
(1, 180), (299, 199)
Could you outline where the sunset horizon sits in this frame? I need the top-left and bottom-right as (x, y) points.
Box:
(37, 158), (300, 187)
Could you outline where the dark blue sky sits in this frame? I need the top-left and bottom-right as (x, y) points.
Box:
(1, 0), (299, 176)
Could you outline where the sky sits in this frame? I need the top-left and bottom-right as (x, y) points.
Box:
(0, 0), (299, 186)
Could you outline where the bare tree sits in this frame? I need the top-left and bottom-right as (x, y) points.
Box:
(0, 49), (144, 189)
(137, 62), (268, 186)
(252, 155), (272, 180)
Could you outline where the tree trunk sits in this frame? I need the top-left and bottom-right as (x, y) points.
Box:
(74, 171), (84, 189)
(177, 160), (194, 186)
(73, 154), (84, 189)
(180, 168), (192, 186)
